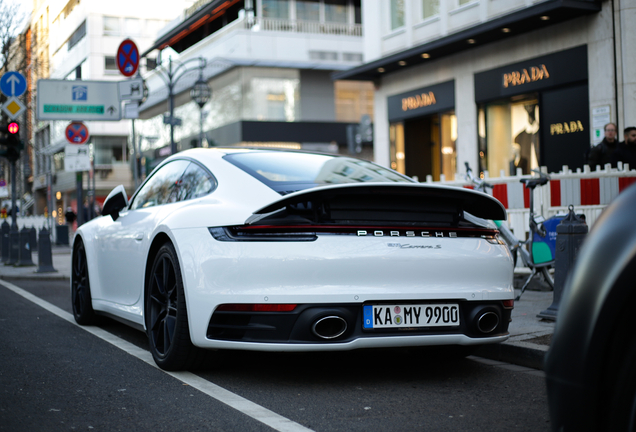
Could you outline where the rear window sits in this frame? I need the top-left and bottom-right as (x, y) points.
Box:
(224, 151), (413, 194)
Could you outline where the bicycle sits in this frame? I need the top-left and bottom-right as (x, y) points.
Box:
(464, 163), (556, 300)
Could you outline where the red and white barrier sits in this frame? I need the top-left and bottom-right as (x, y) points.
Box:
(431, 163), (636, 238)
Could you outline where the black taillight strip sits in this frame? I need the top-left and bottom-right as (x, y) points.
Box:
(209, 225), (499, 242)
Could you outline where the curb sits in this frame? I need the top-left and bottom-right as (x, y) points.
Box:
(475, 340), (548, 370)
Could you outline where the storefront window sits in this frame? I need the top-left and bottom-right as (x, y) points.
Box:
(389, 111), (456, 181)
(479, 94), (539, 176)
(246, 76), (299, 122)
(390, 122), (405, 173)
(334, 80), (374, 123)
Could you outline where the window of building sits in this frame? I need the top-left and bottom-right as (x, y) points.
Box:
(262, 0), (289, 18)
(422, 0), (439, 19)
(68, 20), (86, 50)
(103, 16), (120, 35)
(325, 0), (347, 23)
(93, 136), (128, 166)
(478, 95), (540, 176)
(124, 18), (140, 36)
(104, 56), (118, 72)
(334, 80), (374, 123)
(458, 0), (474, 6)
(146, 57), (157, 71)
(248, 77), (299, 121)
(145, 19), (166, 37)
(297, 0), (321, 21)
(390, 0), (405, 30)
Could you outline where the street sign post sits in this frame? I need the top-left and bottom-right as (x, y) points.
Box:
(65, 121), (90, 144)
(1, 97), (25, 119)
(117, 39), (140, 77)
(37, 79), (121, 121)
(118, 77), (145, 101)
(0, 72), (26, 97)
(65, 145), (91, 172)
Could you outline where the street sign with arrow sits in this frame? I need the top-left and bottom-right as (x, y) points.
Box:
(37, 79), (121, 121)
(0, 72), (26, 97)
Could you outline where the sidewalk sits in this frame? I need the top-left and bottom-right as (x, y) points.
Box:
(0, 250), (555, 370)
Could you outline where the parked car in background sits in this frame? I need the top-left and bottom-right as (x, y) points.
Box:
(545, 183), (636, 431)
(71, 148), (514, 371)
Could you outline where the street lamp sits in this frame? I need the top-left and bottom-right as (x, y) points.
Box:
(190, 75), (211, 148)
(154, 56), (208, 155)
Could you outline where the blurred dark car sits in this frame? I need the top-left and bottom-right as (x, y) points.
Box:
(545, 183), (636, 431)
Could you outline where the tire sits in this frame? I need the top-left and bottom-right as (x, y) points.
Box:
(146, 243), (207, 371)
(71, 239), (98, 325)
(541, 266), (555, 289)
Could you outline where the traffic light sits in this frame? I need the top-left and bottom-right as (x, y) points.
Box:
(0, 121), (23, 162)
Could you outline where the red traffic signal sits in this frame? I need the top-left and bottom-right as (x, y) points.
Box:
(7, 122), (18, 134)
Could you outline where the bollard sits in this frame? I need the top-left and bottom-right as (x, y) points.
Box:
(538, 205), (588, 320)
(7, 225), (19, 266)
(0, 221), (9, 263)
(29, 227), (37, 252)
(36, 227), (57, 273)
(17, 227), (35, 266)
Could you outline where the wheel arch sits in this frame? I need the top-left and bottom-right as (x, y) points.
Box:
(143, 232), (172, 326)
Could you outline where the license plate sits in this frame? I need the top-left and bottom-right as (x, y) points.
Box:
(363, 304), (460, 329)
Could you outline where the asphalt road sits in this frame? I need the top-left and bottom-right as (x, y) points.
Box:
(0, 278), (551, 431)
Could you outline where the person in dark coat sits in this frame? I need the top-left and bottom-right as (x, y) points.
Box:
(612, 126), (636, 168)
(587, 123), (619, 168)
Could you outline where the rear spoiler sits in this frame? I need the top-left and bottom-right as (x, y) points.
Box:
(247, 183), (506, 225)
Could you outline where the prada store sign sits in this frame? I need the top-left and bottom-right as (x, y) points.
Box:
(388, 80), (455, 121)
(474, 45), (588, 102)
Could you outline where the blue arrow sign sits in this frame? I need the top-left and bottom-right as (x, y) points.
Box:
(0, 72), (26, 97)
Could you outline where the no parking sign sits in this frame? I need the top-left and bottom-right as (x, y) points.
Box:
(65, 121), (90, 144)
(117, 39), (140, 77)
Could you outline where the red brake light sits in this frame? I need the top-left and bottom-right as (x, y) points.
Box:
(216, 304), (297, 312)
(502, 299), (514, 308)
(7, 122), (19, 134)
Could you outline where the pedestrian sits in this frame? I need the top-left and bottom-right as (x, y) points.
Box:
(65, 206), (76, 229)
(612, 126), (636, 168)
(586, 123), (620, 168)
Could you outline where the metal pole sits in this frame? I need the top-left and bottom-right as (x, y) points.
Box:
(169, 58), (176, 155)
(132, 119), (139, 188)
(199, 108), (204, 148)
(10, 160), (17, 230)
(76, 172), (83, 227)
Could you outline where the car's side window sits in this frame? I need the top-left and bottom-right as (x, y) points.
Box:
(130, 160), (190, 210)
(177, 162), (216, 202)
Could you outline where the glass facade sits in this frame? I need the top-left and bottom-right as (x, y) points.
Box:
(389, 111), (457, 181)
(297, 0), (321, 21)
(334, 80), (374, 123)
(478, 95), (540, 176)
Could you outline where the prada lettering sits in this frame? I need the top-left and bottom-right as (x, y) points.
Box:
(357, 230), (458, 238)
(550, 120), (585, 135)
(503, 64), (550, 88)
(402, 91), (436, 111)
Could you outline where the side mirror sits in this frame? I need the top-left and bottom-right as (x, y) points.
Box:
(102, 185), (128, 221)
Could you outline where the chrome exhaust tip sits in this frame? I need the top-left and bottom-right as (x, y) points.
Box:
(477, 311), (500, 334)
(312, 316), (347, 339)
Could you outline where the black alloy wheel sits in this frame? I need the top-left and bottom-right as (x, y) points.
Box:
(72, 239), (97, 325)
(146, 243), (206, 371)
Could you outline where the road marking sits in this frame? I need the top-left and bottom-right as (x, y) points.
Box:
(0, 279), (314, 432)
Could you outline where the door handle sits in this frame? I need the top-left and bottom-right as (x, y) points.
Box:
(134, 233), (144, 241)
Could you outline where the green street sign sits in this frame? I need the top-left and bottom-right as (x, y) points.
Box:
(43, 105), (104, 114)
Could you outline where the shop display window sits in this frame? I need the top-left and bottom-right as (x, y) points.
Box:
(478, 94), (539, 176)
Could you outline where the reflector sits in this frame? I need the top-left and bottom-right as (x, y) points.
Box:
(216, 304), (297, 312)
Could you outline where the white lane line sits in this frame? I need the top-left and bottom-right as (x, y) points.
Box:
(1, 279), (314, 432)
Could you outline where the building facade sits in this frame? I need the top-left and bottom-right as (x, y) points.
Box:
(335, 0), (635, 181)
(28, 0), (186, 223)
(135, 0), (373, 170)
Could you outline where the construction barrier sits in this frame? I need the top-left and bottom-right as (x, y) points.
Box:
(431, 163), (636, 239)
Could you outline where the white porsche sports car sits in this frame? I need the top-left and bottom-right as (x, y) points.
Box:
(71, 147), (514, 371)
